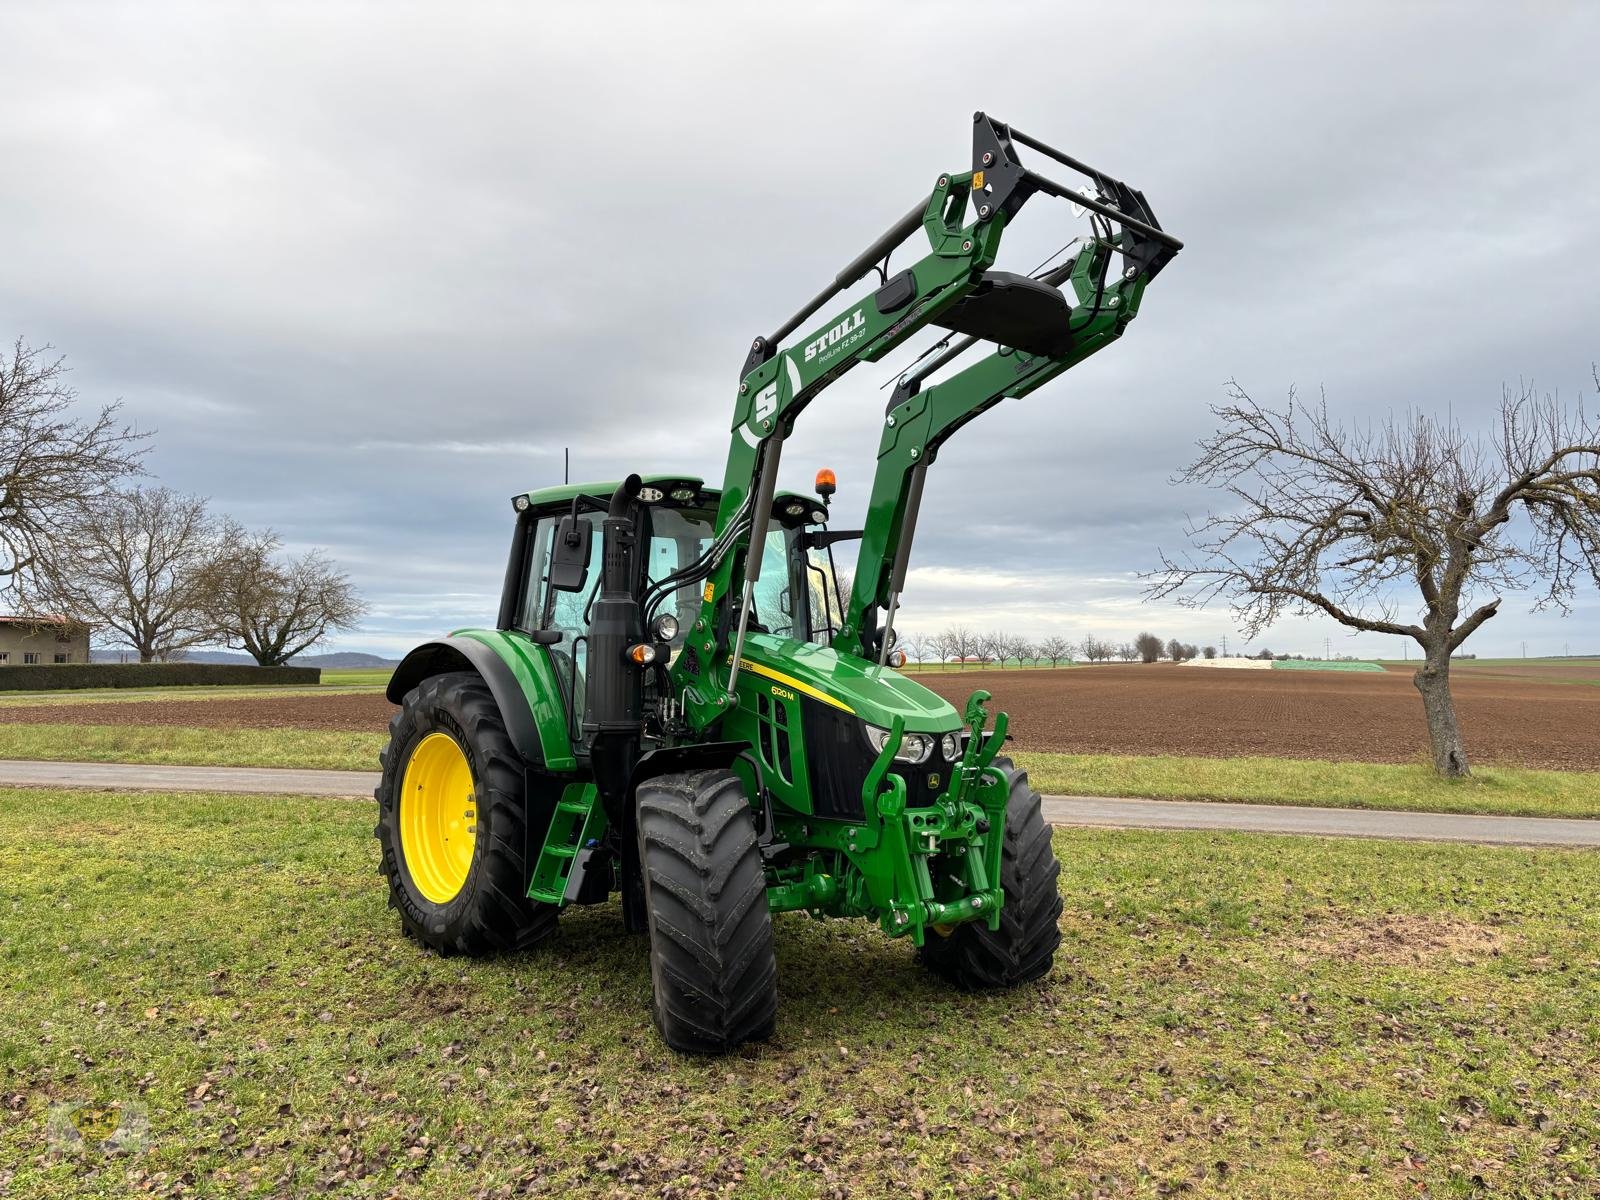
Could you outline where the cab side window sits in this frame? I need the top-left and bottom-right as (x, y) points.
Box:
(519, 511), (603, 639)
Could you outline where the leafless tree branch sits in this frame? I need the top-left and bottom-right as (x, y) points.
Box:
(1147, 375), (1600, 776)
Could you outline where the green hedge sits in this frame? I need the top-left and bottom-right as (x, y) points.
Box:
(0, 663), (321, 691)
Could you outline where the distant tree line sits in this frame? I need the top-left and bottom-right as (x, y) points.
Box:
(1, 340), (363, 663)
(893, 625), (1217, 668)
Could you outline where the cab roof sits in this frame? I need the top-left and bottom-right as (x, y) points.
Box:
(515, 476), (827, 520)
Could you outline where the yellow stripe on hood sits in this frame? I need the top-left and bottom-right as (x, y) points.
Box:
(738, 658), (856, 714)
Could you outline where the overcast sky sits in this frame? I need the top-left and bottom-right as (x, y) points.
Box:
(3, 3), (1597, 660)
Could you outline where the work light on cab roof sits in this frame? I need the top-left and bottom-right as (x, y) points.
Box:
(373, 113), (1181, 1055)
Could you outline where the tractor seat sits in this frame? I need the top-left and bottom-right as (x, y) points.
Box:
(931, 271), (1074, 358)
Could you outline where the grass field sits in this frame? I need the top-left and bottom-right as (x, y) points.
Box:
(0, 676), (391, 707)
(318, 667), (394, 689)
(3, 724), (1599, 819)
(0, 723), (384, 772)
(2, 786), (1597, 1198)
(1270, 659), (1385, 672)
(1013, 753), (1600, 820)
(1379, 658), (1600, 687)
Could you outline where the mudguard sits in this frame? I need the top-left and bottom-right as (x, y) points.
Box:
(628, 740), (748, 793)
(387, 631), (577, 771)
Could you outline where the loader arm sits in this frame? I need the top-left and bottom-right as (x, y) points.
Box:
(837, 234), (1153, 660)
(670, 113), (1181, 727)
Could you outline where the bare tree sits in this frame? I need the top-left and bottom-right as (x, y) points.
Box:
(832, 566), (854, 622)
(1114, 641), (1139, 662)
(1164, 640), (1198, 663)
(1133, 631), (1163, 664)
(1150, 378), (1600, 777)
(901, 631), (928, 668)
(974, 631), (1001, 666)
(1038, 635), (1071, 667)
(1079, 634), (1115, 663)
(1, 340), (147, 601)
(1202, 645), (1217, 659)
(942, 624), (975, 670)
(27, 487), (224, 661)
(203, 525), (365, 666)
(1009, 636), (1036, 667)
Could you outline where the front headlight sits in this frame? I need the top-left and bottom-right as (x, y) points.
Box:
(939, 732), (961, 761)
(865, 725), (934, 764)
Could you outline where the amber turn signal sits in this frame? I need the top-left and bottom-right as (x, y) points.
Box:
(626, 643), (658, 665)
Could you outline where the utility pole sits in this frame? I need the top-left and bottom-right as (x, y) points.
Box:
(1220, 633), (1228, 657)
(1522, 641), (1527, 659)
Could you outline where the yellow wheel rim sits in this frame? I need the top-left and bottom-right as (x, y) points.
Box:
(399, 731), (478, 904)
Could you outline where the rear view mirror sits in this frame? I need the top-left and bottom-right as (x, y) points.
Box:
(548, 515), (592, 592)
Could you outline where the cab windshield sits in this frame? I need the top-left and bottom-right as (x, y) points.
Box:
(521, 502), (844, 652)
(644, 508), (843, 648)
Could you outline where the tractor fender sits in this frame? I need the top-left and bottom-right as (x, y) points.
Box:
(388, 636), (567, 769)
(628, 741), (749, 795)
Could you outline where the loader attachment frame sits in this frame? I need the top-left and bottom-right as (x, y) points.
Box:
(669, 112), (1181, 719)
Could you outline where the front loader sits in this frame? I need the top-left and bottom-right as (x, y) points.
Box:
(374, 114), (1182, 1054)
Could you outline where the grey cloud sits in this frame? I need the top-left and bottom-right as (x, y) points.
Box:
(2, 3), (1597, 657)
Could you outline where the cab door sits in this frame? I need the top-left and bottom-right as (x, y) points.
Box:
(513, 508), (604, 737)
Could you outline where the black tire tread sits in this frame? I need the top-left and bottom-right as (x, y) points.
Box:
(919, 757), (1063, 989)
(638, 769), (777, 1055)
(374, 671), (559, 957)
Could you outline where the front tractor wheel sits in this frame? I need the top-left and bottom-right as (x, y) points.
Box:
(637, 769), (777, 1055)
(375, 671), (559, 956)
(919, 757), (1062, 989)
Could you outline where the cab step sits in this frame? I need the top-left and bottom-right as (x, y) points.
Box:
(528, 782), (605, 905)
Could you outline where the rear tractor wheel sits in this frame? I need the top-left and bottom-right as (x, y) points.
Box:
(637, 769), (777, 1055)
(375, 671), (559, 956)
(919, 757), (1062, 989)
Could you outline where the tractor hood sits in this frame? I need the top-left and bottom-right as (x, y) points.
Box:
(738, 633), (959, 733)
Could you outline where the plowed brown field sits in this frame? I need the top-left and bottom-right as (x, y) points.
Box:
(1, 664), (1594, 769)
(915, 666), (1599, 770)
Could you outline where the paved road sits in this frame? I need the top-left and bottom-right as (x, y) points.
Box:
(0, 759), (379, 798)
(1036, 794), (1600, 847)
(1, 759), (1597, 848)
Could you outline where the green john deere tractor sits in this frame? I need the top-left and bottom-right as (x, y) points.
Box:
(375, 113), (1181, 1054)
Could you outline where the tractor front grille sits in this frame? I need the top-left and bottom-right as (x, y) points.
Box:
(799, 698), (950, 821)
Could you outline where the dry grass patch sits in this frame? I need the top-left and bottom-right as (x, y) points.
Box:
(1287, 912), (1506, 967)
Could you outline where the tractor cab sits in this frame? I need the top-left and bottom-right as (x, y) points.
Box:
(502, 475), (846, 716)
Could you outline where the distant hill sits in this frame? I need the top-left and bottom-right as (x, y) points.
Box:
(92, 649), (399, 668)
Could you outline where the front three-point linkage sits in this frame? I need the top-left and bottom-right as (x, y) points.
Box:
(761, 692), (1013, 948)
